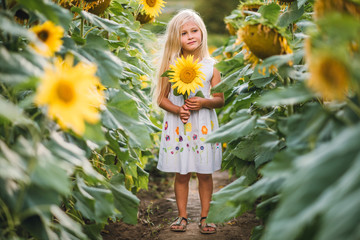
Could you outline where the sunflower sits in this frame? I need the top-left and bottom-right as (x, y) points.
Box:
(136, 12), (155, 24)
(226, 22), (237, 35)
(237, 23), (292, 67)
(139, 75), (150, 89)
(35, 55), (105, 135)
(239, 1), (264, 16)
(277, 0), (296, 5)
(30, 21), (64, 57)
(314, 0), (360, 19)
(139, 0), (166, 18)
(168, 55), (206, 97)
(57, 0), (111, 15)
(88, 0), (112, 15)
(307, 52), (349, 101)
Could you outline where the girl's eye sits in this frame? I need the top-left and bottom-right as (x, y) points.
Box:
(181, 32), (187, 36)
(193, 29), (198, 33)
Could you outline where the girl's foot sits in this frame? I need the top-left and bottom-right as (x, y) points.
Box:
(199, 216), (217, 234)
(170, 216), (188, 232)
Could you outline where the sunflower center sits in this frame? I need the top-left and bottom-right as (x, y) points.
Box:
(37, 30), (49, 42)
(56, 81), (75, 103)
(180, 67), (196, 84)
(146, 0), (156, 7)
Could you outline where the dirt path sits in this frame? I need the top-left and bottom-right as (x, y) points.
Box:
(102, 171), (260, 240)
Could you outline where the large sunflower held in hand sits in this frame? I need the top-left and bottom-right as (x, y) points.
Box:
(30, 21), (64, 57)
(35, 55), (105, 135)
(139, 0), (166, 18)
(168, 55), (205, 97)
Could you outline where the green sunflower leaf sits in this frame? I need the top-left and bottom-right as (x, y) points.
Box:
(161, 70), (174, 77)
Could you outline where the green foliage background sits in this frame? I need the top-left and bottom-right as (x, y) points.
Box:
(0, 0), (160, 239)
(1, 0), (360, 239)
(195, 0), (239, 34)
(207, 0), (360, 240)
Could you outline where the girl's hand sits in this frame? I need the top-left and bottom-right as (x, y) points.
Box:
(185, 97), (204, 111)
(179, 105), (190, 124)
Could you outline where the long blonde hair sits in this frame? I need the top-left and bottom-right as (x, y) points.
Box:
(153, 9), (210, 105)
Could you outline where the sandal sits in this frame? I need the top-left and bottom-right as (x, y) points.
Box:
(199, 216), (217, 234)
(170, 216), (188, 232)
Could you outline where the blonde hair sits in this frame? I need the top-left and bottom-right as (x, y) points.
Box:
(153, 9), (210, 105)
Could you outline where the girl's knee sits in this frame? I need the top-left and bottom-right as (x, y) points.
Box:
(197, 173), (212, 182)
(176, 173), (191, 183)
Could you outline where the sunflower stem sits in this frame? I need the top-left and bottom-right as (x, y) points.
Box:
(285, 77), (294, 115)
(257, 127), (275, 132)
(134, 4), (141, 20)
(84, 26), (98, 38)
(73, 16), (82, 21)
(259, 117), (276, 123)
(346, 98), (360, 119)
(0, 82), (13, 102)
(275, 71), (285, 85)
(80, 17), (84, 38)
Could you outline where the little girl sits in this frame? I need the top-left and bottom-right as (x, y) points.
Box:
(154, 9), (224, 234)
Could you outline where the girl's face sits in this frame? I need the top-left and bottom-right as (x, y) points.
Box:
(180, 21), (202, 54)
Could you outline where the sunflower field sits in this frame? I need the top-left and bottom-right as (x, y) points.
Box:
(1, 0), (360, 239)
(0, 0), (162, 239)
(207, 0), (360, 239)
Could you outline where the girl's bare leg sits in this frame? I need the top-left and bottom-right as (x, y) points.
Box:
(172, 173), (191, 230)
(197, 173), (216, 232)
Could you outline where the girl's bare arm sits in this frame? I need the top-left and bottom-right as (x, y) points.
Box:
(159, 83), (190, 123)
(185, 68), (224, 110)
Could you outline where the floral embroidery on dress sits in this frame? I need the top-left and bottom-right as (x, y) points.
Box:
(165, 121), (168, 130)
(200, 146), (204, 150)
(193, 134), (197, 140)
(165, 135), (170, 141)
(211, 120), (214, 130)
(175, 126), (179, 135)
(185, 123), (192, 132)
(179, 135), (183, 142)
(201, 126), (208, 135)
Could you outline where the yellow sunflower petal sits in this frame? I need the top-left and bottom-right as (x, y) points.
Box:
(139, 0), (166, 18)
(35, 55), (105, 135)
(30, 21), (64, 57)
(168, 55), (205, 97)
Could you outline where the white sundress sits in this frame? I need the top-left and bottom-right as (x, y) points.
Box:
(157, 57), (222, 175)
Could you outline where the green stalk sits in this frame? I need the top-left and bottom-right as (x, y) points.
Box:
(346, 98), (360, 119)
(0, 82), (13, 102)
(84, 26), (98, 38)
(80, 18), (84, 38)
(259, 117), (276, 123)
(183, 93), (189, 136)
(274, 71), (285, 85)
(285, 77), (294, 116)
(0, 197), (15, 235)
(258, 127), (276, 132)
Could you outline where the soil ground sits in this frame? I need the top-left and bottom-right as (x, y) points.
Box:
(101, 170), (261, 240)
